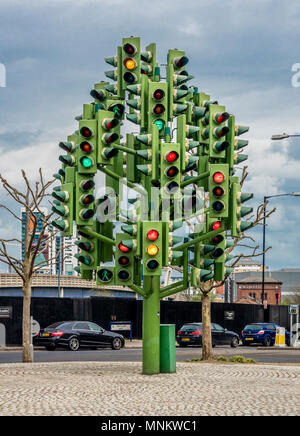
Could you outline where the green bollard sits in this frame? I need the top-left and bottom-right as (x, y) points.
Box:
(160, 324), (176, 373)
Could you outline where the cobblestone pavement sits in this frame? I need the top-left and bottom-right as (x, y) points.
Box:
(0, 361), (299, 416)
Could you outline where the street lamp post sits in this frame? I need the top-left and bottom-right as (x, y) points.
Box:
(271, 133), (300, 140)
(262, 192), (300, 305)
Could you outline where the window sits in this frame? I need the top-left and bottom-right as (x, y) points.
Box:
(266, 324), (276, 330)
(88, 322), (104, 332)
(212, 323), (224, 331)
(73, 322), (91, 330)
(244, 324), (263, 332)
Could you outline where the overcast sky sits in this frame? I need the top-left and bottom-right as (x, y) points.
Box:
(0, 0), (300, 271)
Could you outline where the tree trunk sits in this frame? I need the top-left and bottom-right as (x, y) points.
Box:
(201, 291), (214, 361)
(22, 279), (32, 363)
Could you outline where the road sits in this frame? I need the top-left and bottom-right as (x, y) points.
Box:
(1, 345), (300, 364)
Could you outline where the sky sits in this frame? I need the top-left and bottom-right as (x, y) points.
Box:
(0, 0), (300, 271)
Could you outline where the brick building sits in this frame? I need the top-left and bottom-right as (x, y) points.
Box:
(235, 276), (282, 305)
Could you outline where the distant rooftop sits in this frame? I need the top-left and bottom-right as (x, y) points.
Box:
(236, 276), (282, 284)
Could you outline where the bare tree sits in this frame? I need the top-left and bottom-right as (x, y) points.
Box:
(169, 188), (276, 361)
(0, 169), (59, 362)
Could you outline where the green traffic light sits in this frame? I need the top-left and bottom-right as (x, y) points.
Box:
(80, 156), (93, 168)
(153, 119), (165, 131)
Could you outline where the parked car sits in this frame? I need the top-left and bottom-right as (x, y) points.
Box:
(241, 323), (290, 346)
(176, 322), (240, 348)
(34, 321), (125, 351)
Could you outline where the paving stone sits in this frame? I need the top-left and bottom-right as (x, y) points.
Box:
(0, 361), (299, 416)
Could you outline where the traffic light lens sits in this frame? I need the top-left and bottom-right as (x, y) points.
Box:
(103, 133), (119, 145)
(216, 112), (230, 124)
(90, 89), (105, 101)
(81, 194), (94, 205)
(80, 209), (94, 220)
(105, 119), (118, 130)
(118, 270), (130, 281)
(118, 256), (130, 266)
(97, 268), (113, 283)
(124, 72), (136, 84)
(123, 43), (136, 55)
(166, 151), (179, 163)
(108, 103), (125, 120)
(80, 156), (93, 168)
(212, 235), (224, 244)
(153, 89), (165, 101)
(146, 259), (159, 271)
(147, 229), (159, 241)
(211, 221), (221, 230)
(146, 244), (159, 256)
(212, 186), (224, 197)
(212, 201), (225, 212)
(165, 166), (179, 178)
(165, 181), (179, 194)
(153, 119), (165, 131)
(80, 127), (93, 138)
(212, 248), (224, 258)
(153, 104), (165, 115)
(118, 243), (130, 253)
(80, 142), (93, 153)
(213, 172), (225, 184)
(80, 180), (95, 191)
(124, 58), (136, 70)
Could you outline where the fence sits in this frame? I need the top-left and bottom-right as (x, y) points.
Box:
(0, 296), (287, 345)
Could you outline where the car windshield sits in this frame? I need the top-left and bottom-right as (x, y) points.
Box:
(180, 324), (202, 331)
(244, 324), (263, 331)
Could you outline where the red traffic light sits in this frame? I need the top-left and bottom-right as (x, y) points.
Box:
(153, 89), (165, 101)
(215, 112), (230, 124)
(90, 89), (106, 101)
(213, 172), (225, 184)
(214, 126), (229, 138)
(210, 220), (221, 231)
(123, 43), (136, 55)
(118, 242), (130, 253)
(80, 126), (93, 138)
(147, 229), (159, 241)
(165, 151), (179, 163)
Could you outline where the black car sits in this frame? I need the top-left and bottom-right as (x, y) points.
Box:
(176, 322), (240, 348)
(34, 321), (125, 351)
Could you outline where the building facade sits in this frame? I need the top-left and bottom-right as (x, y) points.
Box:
(21, 207), (80, 276)
(236, 276), (282, 305)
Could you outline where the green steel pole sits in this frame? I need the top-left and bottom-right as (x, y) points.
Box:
(174, 225), (225, 252)
(180, 171), (210, 189)
(142, 275), (161, 375)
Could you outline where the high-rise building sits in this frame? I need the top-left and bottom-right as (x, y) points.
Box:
(21, 207), (56, 274)
(56, 226), (80, 276)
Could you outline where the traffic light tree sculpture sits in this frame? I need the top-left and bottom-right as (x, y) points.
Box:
(52, 37), (259, 373)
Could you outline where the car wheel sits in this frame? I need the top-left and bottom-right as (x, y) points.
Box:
(45, 345), (56, 351)
(263, 336), (272, 347)
(68, 337), (80, 351)
(111, 337), (122, 350)
(231, 337), (239, 348)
